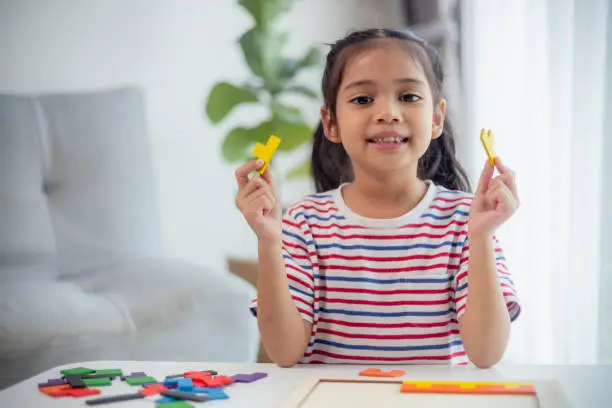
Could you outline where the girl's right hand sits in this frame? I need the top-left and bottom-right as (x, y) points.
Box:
(235, 160), (283, 244)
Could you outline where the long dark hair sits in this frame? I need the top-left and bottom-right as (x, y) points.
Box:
(310, 28), (471, 193)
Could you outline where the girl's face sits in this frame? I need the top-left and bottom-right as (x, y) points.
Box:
(322, 40), (445, 179)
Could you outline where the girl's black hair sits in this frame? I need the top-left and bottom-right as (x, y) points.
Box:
(310, 28), (471, 193)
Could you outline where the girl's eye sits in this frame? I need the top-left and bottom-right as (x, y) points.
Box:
(400, 94), (422, 103)
(351, 96), (373, 105)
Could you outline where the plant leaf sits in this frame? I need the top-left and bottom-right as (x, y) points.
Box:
(238, 0), (294, 29)
(273, 120), (313, 151)
(205, 82), (259, 124)
(221, 122), (273, 162)
(238, 27), (288, 93)
(286, 156), (311, 180)
(284, 84), (319, 99)
(279, 46), (323, 80)
(271, 101), (303, 123)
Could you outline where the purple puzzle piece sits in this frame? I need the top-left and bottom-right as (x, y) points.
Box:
(121, 372), (147, 381)
(231, 372), (268, 383)
(38, 378), (66, 387)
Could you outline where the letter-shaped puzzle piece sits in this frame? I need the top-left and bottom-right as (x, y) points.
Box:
(85, 392), (145, 405)
(177, 378), (194, 392)
(160, 389), (210, 402)
(39, 378), (66, 387)
(480, 128), (496, 166)
(231, 372), (268, 383)
(252, 135), (281, 174)
(60, 367), (95, 376)
(138, 384), (168, 396)
(121, 371), (146, 381)
(125, 375), (157, 386)
(359, 368), (406, 378)
(192, 387), (229, 400)
(201, 375), (233, 388)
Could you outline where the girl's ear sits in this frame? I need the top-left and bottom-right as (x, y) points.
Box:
(432, 98), (446, 139)
(320, 107), (341, 143)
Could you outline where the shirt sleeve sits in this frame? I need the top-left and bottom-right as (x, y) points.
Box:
(452, 235), (521, 322)
(249, 207), (315, 323)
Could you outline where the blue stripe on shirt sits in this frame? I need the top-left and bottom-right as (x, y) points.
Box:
(318, 306), (453, 317)
(314, 338), (464, 352)
(314, 274), (452, 284)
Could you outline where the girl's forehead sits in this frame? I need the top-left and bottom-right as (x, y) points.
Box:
(340, 41), (428, 84)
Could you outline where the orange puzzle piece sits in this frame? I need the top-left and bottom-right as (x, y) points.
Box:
(359, 368), (406, 378)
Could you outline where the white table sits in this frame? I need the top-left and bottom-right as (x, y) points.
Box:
(0, 360), (608, 407)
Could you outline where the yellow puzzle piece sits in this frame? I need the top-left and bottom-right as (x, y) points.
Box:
(480, 128), (496, 166)
(252, 135), (281, 174)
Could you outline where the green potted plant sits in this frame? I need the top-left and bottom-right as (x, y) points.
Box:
(204, 0), (322, 181)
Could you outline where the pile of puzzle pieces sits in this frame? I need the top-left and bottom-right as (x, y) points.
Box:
(38, 366), (268, 406)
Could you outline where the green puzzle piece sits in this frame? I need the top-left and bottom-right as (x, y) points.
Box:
(60, 367), (95, 376)
(94, 369), (123, 376)
(126, 376), (157, 386)
(156, 401), (193, 408)
(83, 377), (112, 387)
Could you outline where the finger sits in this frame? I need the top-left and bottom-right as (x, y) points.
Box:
(493, 173), (518, 199)
(476, 159), (495, 195)
(246, 190), (275, 214)
(260, 166), (278, 195)
(494, 156), (509, 175)
(238, 177), (265, 201)
(235, 160), (265, 189)
(488, 182), (518, 213)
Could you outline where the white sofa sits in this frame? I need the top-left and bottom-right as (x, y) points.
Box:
(0, 86), (259, 390)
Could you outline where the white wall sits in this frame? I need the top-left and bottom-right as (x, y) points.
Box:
(0, 0), (405, 272)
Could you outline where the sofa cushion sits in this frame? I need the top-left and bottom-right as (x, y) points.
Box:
(40, 87), (163, 276)
(0, 95), (58, 282)
(0, 87), (163, 279)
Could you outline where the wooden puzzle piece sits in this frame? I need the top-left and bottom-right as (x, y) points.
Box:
(183, 371), (213, 382)
(82, 377), (112, 387)
(400, 380), (535, 395)
(38, 378), (66, 387)
(359, 368), (406, 378)
(252, 135), (281, 174)
(60, 367), (95, 376)
(480, 128), (496, 166)
(231, 372), (268, 383)
(85, 392), (145, 405)
(201, 375), (234, 388)
(138, 384), (168, 396)
(177, 378), (194, 391)
(160, 389), (211, 402)
(154, 400), (193, 408)
(125, 375), (157, 386)
(39, 384), (72, 396)
(93, 368), (122, 377)
(192, 387), (230, 400)
(120, 371), (146, 380)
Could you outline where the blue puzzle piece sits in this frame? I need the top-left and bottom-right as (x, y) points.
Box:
(155, 396), (177, 403)
(176, 378), (194, 392)
(192, 387), (229, 400)
(163, 378), (179, 387)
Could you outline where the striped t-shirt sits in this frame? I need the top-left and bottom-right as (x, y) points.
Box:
(250, 180), (521, 365)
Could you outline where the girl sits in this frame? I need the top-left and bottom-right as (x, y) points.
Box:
(234, 28), (520, 368)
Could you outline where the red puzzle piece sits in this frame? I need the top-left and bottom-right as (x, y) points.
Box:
(359, 368), (405, 378)
(202, 375), (234, 388)
(138, 384), (168, 396)
(67, 388), (101, 397)
(184, 371), (213, 381)
(39, 384), (100, 398)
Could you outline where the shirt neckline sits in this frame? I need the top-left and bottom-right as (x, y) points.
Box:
(332, 180), (439, 229)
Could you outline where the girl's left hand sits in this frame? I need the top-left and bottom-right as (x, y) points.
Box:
(468, 157), (520, 238)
